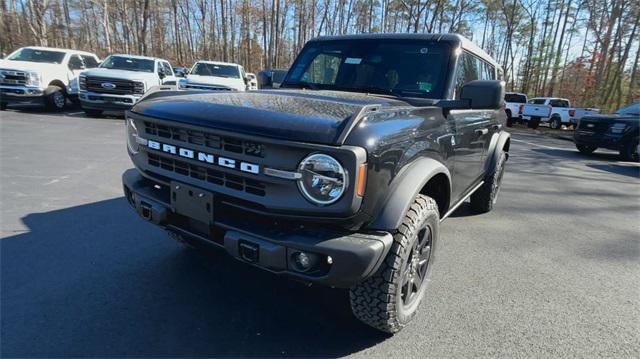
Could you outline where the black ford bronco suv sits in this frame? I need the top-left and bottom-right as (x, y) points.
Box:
(122, 34), (510, 333)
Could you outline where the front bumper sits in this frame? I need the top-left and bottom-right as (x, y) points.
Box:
(79, 91), (141, 111)
(574, 131), (625, 151)
(0, 85), (45, 105)
(122, 169), (393, 288)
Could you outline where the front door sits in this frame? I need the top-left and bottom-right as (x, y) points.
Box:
(449, 109), (492, 200)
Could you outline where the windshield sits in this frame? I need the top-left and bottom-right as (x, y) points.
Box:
(191, 63), (240, 78)
(505, 94), (526, 103)
(8, 48), (66, 64)
(616, 103), (640, 116)
(283, 40), (451, 98)
(99, 56), (155, 72)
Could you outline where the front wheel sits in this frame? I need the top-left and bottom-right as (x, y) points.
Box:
(45, 86), (66, 111)
(620, 137), (639, 162)
(470, 150), (507, 213)
(576, 144), (597, 154)
(549, 117), (562, 130)
(350, 194), (438, 334)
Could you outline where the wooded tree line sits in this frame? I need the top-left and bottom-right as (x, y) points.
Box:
(0, 0), (638, 110)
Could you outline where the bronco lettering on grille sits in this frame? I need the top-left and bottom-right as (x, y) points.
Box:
(145, 139), (260, 174)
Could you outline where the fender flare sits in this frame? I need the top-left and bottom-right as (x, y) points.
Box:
(485, 131), (510, 173)
(45, 80), (67, 95)
(368, 157), (451, 231)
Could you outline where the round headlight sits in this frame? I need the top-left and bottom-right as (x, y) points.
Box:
(297, 154), (347, 205)
(126, 117), (139, 154)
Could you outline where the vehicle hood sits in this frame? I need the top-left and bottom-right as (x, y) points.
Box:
(81, 68), (157, 83)
(132, 90), (410, 145)
(0, 59), (61, 73)
(185, 75), (245, 89)
(581, 114), (640, 123)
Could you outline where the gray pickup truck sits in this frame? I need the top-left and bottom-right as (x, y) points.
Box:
(122, 34), (510, 333)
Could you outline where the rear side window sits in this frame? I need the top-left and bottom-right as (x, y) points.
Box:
(81, 55), (99, 68)
(505, 94), (526, 103)
(549, 99), (569, 107)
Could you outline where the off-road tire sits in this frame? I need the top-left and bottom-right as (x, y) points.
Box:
(620, 137), (639, 162)
(45, 86), (66, 111)
(83, 109), (103, 117)
(549, 116), (562, 130)
(350, 195), (438, 334)
(576, 144), (597, 154)
(470, 150), (507, 213)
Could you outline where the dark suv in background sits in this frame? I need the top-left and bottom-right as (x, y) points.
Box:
(574, 102), (639, 161)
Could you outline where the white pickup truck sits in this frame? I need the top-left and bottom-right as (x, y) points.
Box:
(178, 61), (249, 91)
(521, 97), (600, 129)
(0, 46), (100, 111)
(78, 54), (177, 116)
(504, 92), (527, 126)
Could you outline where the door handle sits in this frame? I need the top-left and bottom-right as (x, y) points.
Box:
(475, 128), (489, 135)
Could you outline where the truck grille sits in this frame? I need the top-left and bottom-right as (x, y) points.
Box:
(578, 120), (609, 133)
(0, 69), (29, 86)
(84, 76), (144, 95)
(144, 121), (264, 157)
(147, 152), (266, 197)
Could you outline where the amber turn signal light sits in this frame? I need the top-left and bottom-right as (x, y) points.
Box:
(356, 163), (367, 197)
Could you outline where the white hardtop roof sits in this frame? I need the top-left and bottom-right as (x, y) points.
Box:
(109, 54), (167, 62)
(22, 46), (98, 57)
(531, 96), (570, 101)
(194, 60), (242, 67)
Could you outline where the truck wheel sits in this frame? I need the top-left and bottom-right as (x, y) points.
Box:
(505, 110), (513, 127)
(549, 116), (562, 130)
(350, 195), (438, 334)
(83, 109), (103, 117)
(45, 86), (66, 111)
(470, 150), (507, 213)
(576, 144), (597, 154)
(620, 137), (639, 162)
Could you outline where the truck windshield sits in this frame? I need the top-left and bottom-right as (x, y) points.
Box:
(8, 48), (66, 64)
(282, 40), (451, 99)
(99, 56), (155, 72)
(191, 63), (240, 78)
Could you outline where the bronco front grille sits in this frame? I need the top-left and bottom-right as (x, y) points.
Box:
(0, 69), (29, 86)
(85, 76), (144, 95)
(144, 121), (264, 157)
(147, 152), (266, 197)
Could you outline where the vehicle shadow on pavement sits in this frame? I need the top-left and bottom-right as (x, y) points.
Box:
(4, 105), (124, 119)
(531, 147), (623, 162)
(586, 163), (640, 178)
(1, 198), (387, 358)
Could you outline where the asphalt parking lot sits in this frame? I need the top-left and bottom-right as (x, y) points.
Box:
(1, 108), (639, 358)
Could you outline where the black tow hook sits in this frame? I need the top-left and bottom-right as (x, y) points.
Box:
(239, 241), (259, 263)
(140, 203), (152, 221)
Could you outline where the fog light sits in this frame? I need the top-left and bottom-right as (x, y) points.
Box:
(295, 252), (311, 269)
(327, 256), (333, 265)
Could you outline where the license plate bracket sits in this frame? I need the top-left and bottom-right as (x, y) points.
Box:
(170, 182), (214, 224)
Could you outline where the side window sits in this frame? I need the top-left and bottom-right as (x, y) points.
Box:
(532, 99), (546, 105)
(81, 55), (99, 68)
(162, 62), (173, 76)
(301, 52), (341, 85)
(68, 55), (84, 70)
(454, 52), (480, 97)
(482, 62), (495, 80)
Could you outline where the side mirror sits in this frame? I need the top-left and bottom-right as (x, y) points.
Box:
(158, 70), (166, 79)
(460, 80), (504, 109)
